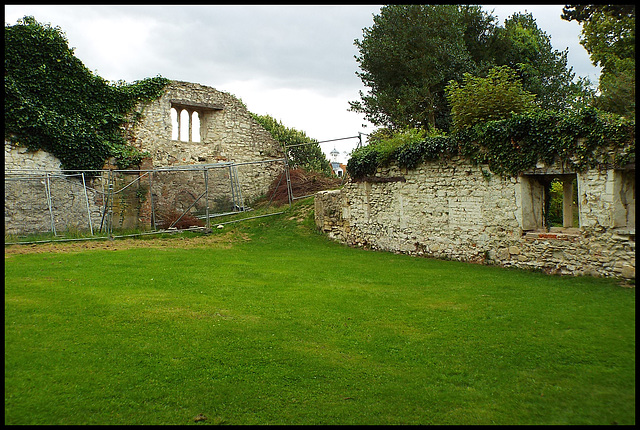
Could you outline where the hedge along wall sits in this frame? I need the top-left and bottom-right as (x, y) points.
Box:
(315, 156), (635, 280)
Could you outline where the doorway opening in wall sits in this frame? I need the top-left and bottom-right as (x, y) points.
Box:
(546, 176), (579, 228)
(520, 173), (579, 233)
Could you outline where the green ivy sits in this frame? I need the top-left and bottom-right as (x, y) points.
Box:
(347, 106), (634, 179)
(395, 135), (456, 170)
(5, 16), (171, 173)
(346, 144), (380, 178)
(251, 113), (333, 176)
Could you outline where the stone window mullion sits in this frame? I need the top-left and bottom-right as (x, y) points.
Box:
(177, 109), (182, 141)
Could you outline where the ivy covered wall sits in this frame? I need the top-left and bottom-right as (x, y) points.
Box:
(347, 107), (634, 180)
(5, 16), (171, 171)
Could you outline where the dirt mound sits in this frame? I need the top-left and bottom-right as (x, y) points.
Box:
(267, 168), (342, 205)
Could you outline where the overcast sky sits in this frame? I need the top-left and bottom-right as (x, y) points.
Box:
(5, 4), (600, 163)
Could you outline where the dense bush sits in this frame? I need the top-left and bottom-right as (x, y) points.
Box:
(348, 128), (429, 177)
(445, 65), (538, 132)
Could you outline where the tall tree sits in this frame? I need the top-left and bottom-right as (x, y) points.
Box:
(494, 12), (585, 111)
(349, 5), (490, 131)
(562, 4), (635, 116)
(562, 4), (634, 73)
(350, 6), (588, 133)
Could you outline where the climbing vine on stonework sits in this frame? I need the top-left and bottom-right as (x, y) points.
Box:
(347, 107), (634, 179)
(4, 16), (171, 172)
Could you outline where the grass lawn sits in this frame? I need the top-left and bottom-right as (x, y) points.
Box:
(4, 199), (635, 425)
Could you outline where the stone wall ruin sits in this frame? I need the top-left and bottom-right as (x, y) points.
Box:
(5, 80), (286, 236)
(4, 142), (104, 236)
(128, 80), (285, 217)
(315, 156), (635, 280)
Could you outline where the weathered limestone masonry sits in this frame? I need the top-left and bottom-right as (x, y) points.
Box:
(5, 80), (286, 235)
(5, 141), (103, 235)
(133, 80), (283, 165)
(129, 80), (284, 211)
(315, 156), (635, 279)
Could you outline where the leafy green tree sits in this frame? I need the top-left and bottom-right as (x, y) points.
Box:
(350, 6), (588, 133)
(562, 4), (635, 71)
(596, 58), (635, 117)
(445, 65), (537, 132)
(494, 12), (586, 111)
(562, 5), (635, 21)
(349, 5), (491, 131)
(459, 5), (503, 76)
(4, 16), (170, 171)
(561, 5), (635, 116)
(251, 114), (332, 176)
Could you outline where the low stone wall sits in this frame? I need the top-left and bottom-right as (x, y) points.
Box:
(315, 157), (635, 279)
(5, 142), (103, 235)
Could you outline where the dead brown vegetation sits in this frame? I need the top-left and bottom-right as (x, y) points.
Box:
(267, 168), (343, 205)
(155, 208), (205, 230)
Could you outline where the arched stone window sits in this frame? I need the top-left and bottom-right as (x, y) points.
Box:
(179, 109), (190, 142)
(191, 111), (200, 143)
(170, 99), (224, 143)
(171, 107), (203, 142)
(170, 107), (179, 140)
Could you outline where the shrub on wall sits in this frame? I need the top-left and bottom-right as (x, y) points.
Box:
(347, 144), (382, 178)
(4, 16), (170, 172)
(348, 128), (434, 176)
(463, 106), (635, 176)
(445, 65), (538, 132)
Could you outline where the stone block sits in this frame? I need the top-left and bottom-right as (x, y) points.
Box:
(508, 246), (520, 255)
(620, 265), (635, 279)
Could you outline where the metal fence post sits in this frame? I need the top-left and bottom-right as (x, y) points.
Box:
(44, 173), (57, 235)
(81, 172), (94, 235)
(204, 168), (210, 229)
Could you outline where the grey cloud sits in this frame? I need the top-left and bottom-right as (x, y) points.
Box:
(90, 5), (381, 93)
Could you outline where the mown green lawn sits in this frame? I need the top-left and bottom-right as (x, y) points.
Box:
(4, 200), (635, 425)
